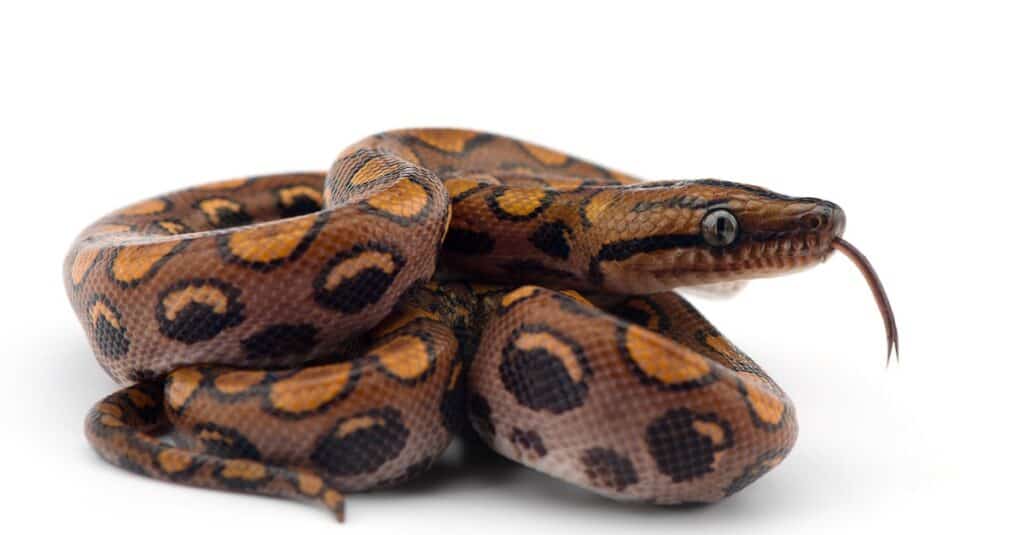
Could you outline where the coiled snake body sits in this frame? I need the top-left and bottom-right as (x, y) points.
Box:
(64, 129), (896, 520)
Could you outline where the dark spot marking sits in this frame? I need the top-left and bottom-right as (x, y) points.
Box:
(509, 428), (547, 458)
(313, 243), (404, 313)
(276, 186), (323, 218)
(317, 268), (392, 312)
(581, 447), (638, 491)
(242, 323), (318, 361)
(126, 369), (159, 383)
(197, 198), (253, 229)
(645, 408), (734, 482)
(498, 325), (590, 414)
(213, 209), (251, 228)
(155, 279), (245, 344)
(311, 407), (409, 477)
(282, 195), (320, 217)
(90, 296), (130, 357)
(442, 228), (495, 255)
(528, 220), (572, 259)
(608, 297), (669, 333)
(193, 422), (262, 461)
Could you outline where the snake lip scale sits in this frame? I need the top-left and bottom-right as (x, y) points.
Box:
(65, 128), (897, 521)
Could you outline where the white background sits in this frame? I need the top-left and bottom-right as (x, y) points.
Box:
(1, 1), (1020, 533)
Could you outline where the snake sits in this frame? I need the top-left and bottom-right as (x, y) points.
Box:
(64, 128), (897, 521)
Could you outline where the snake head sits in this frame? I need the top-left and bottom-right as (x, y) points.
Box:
(591, 178), (896, 362)
(593, 179), (846, 291)
(689, 179), (847, 277)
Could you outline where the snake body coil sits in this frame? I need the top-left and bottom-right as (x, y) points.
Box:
(65, 129), (893, 520)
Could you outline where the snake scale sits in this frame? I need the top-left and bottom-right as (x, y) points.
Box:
(64, 128), (897, 521)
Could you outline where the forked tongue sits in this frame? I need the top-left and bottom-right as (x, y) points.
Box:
(832, 238), (899, 365)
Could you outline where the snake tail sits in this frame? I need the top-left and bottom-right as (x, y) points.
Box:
(85, 382), (347, 521)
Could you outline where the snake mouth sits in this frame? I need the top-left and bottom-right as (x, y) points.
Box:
(832, 238), (899, 364)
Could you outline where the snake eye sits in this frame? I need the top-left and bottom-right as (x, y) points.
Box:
(701, 209), (738, 247)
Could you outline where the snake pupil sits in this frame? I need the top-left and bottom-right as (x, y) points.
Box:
(701, 210), (738, 247)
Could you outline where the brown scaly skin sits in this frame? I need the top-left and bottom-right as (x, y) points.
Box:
(69, 128), (851, 520)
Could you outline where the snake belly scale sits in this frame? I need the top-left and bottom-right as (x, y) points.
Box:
(65, 128), (895, 521)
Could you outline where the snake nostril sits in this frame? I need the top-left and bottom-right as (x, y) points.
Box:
(801, 203), (845, 237)
(800, 213), (824, 230)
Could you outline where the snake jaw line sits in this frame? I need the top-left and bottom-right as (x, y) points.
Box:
(832, 238), (899, 365)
